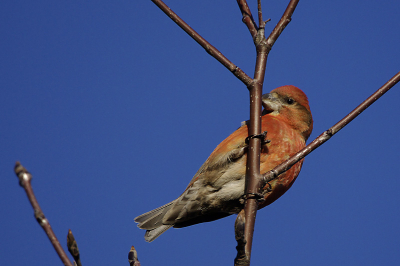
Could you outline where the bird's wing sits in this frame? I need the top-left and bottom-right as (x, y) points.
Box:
(182, 124), (249, 192)
(161, 125), (250, 225)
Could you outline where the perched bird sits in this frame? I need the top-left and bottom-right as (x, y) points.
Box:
(135, 85), (313, 242)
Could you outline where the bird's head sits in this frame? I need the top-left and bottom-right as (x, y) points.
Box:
(262, 85), (313, 140)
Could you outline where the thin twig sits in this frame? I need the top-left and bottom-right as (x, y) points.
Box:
(67, 229), (82, 266)
(240, 1), (300, 264)
(262, 71), (400, 185)
(266, 0), (299, 49)
(242, 45), (264, 265)
(236, 0), (258, 38)
(234, 210), (248, 266)
(14, 162), (74, 266)
(257, 0), (263, 28)
(150, 0), (253, 86)
(128, 246), (141, 266)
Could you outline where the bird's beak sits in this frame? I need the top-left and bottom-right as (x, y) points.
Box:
(262, 93), (281, 115)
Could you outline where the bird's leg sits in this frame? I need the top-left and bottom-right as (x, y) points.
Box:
(245, 192), (265, 201)
(245, 131), (270, 145)
(239, 192), (265, 204)
(264, 182), (272, 192)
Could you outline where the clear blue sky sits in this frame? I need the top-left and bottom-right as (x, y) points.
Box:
(2, 1), (400, 265)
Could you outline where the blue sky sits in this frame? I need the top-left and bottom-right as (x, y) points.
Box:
(1, 1), (400, 265)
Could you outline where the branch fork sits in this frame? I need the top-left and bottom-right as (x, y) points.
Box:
(14, 1), (400, 266)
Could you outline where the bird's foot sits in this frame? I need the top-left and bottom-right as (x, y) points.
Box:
(239, 193), (265, 204)
(245, 131), (271, 145)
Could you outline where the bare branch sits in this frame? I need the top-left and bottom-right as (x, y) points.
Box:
(257, 0), (263, 27)
(263, 71), (400, 185)
(67, 229), (82, 266)
(240, 1), (300, 264)
(128, 246), (141, 266)
(266, 0), (299, 49)
(147, 2), (399, 266)
(150, 0), (253, 86)
(234, 210), (248, 266)
(257, 1), (271, 30)
(14, 162), (74, 266)
(242, 76), (263, 263)
(236, 0), (258, 38)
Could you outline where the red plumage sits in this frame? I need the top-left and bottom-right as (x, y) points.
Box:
(135, 85), (313, 242)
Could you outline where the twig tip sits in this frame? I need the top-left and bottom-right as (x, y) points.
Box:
(128, 246), (140, 266)
(14, 161), (32, 186)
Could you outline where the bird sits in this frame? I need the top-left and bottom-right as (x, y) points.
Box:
(135, 85), (313, 242)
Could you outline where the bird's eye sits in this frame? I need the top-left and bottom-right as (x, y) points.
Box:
(286, 98), (295, 104)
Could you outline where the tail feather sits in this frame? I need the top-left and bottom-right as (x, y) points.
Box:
(134, 200), (176, 242)
(144, 224), (173, 242)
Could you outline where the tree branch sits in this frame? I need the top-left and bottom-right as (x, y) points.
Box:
(148, 2), (398, 266)
(67, 229), (82, 266)
(240, 1), (300, 264)
(234, 210), (248, 266)
(262, 71), (400, 186)
(266, 0), (299, 49)
(257, 0), (265, 28)
(128, 246), (141, 266)
(14, 162), (74, 266)
(236, 0), (258, 38)
(150, 0), (253, 86)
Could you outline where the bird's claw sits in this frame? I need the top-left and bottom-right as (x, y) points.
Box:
(245, 131), (271, 145)
(241, 192), (265, 203)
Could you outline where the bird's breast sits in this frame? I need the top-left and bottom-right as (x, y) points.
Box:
(258, 115), (306, 208)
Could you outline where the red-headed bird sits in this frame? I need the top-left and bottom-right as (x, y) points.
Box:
(135, 85), (313, 242)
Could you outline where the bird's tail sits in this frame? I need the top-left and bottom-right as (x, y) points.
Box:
(134, 200), (176, 242)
